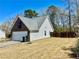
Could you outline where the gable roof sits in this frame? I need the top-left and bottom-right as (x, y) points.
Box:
(19, 16), (46, 31)
(11, 15), (53, 32)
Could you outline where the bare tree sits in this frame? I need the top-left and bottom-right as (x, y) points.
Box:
(76, 0), (79, 22)
(1, 17), (14, 35)
(46, 5), (59, 32)
(62, 0), (77, 32)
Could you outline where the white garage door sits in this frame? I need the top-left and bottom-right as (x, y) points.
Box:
(12, 31), (28, 41)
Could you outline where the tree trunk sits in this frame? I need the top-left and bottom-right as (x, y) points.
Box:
(68, 0), (72, 32)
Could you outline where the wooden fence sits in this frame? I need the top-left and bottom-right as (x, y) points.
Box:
(50, 32), (76, 38)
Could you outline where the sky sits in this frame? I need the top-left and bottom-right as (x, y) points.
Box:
(0, 0), (65, 24)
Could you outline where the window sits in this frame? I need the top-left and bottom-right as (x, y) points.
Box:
(44, 31), (46, 36)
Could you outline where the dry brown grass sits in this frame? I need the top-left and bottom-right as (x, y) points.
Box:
(0, 37), (78, 59)
(0, 38), (10, 42)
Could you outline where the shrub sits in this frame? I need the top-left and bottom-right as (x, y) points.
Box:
(71, 39), (79, 58)
(5, 33), (11, 38)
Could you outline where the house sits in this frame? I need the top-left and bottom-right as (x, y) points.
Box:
(0, 29), (5, 39)
(11, 15), (54, 41)
(74, 23), (79, 37)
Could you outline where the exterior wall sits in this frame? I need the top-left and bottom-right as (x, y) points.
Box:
(0, 30), (5, 39)
(12, 31), (28, 41)
(11, 18), (29, 32)
(30, 32), (39, 41)
(30, 16), (54, 41)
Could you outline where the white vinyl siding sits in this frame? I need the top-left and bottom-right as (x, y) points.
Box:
(30, 16), (54, 41)
(12, 31), (28, 41)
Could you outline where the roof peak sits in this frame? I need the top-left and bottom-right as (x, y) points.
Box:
(18, 15), (48, 19)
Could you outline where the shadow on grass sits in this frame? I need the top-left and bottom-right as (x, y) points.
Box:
(62, 39), (79, 59)
(69, 48), (78, 58)
(62, 47), (77, 59)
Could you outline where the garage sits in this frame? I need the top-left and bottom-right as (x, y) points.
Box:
(12, 31), (28, 41)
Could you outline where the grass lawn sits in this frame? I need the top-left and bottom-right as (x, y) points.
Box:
(0, 37), (78, 59)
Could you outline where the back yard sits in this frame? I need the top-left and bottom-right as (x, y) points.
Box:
(0, 37), (78, 59)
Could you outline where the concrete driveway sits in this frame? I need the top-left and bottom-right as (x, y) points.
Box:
(0, 41), (20, 48)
